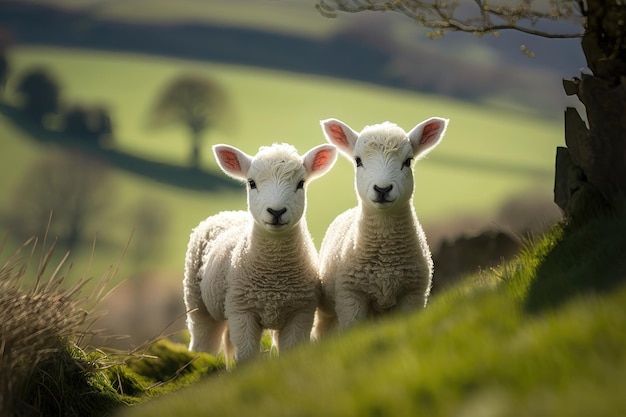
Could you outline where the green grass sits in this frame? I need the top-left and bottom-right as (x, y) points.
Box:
(2, 140), (623, 416)
(2, 45), (562, 286)
(114, 208), (626, 417)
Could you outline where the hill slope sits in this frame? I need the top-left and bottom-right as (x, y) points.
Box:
(0, 0), (583, 116)
(116, 209), (626, 417)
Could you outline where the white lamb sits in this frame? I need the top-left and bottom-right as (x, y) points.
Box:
(183, 142), (337, 363)
(313, 117), (448, 337)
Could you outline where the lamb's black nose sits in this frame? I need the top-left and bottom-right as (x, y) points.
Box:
(267, 207), (287, 222)
(374, 184), (393, 195)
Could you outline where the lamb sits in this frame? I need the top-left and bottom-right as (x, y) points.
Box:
(183, 142), (337, 363)
(313, 117), (448, 337)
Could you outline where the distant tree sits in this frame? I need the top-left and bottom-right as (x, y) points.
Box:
(63, 105), (113, 146)
(15, 68), (61, 125)
(63, 106), (91, 138)
(5, 150), (113, 251)
(0, 53), (8, 96)
(92, 106), (113, 145)
(149, 74), (232, 170)
(129, 198), (170, 266)
(316, 0), (626, 221)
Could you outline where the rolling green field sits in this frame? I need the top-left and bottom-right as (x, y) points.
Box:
(21, 0), (342, 39)
(1, 46), (562, 284)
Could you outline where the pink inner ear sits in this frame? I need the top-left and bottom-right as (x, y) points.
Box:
(419, 121), (441, 145)
(311, 149), (333, 172)
(328, 123), (350, 148)
(218, 149), (241, 172)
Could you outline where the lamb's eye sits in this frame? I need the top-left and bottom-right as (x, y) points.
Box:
(355, 157), (363, 168)
(297, 180), (305, 190)
(402, 158), (413, 169)
(248, 179), (257, 189)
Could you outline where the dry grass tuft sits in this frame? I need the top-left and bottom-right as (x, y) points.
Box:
(0, 224), (125, 416)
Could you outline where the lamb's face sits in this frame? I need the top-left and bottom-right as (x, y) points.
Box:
(353, 126), (415, 211)
(246, 154), (308, 234)
(321, 117), (448, 213)
(213, 142), (337, 236)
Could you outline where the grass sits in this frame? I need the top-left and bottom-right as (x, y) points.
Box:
(113, 207), (626, 417)
(1, 45), (562, 283)
(1, 178), (624, 417)
(0, 233), (227, 416)
(0, 233), (123, 416)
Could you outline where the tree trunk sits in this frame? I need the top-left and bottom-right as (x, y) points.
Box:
(190, 129), (202, 170)
(555, 0), (626, 220)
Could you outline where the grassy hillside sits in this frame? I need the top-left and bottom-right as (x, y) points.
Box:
(19, 0), (338, 39)
(2, 198), (623, 416)
(114, 208), (626, 417)
(2, 46), (561, 288)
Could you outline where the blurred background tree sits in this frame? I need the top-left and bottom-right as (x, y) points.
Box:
(129, 198), (170, 267)
(149, 73), (232, 170)
(63, 104), (114, 146)
(317, 0), (626, 222)
(0, 53), (7, 97)
(3, 150), (114, 251)
(0, 28), (11, 98)
(14, 67), (61, 126)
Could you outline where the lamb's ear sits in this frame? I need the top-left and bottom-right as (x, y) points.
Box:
(303, 144), (338, 181)
(408, 117), (449, 159)
(320, 118), (359, 157)
(213, 144), (252, 180)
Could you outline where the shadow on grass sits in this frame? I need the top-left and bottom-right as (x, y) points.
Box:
(523, 209), (626, 313)
(0, 103), (241, 192)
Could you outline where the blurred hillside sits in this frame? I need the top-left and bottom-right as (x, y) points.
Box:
(0, 0), (585, 117)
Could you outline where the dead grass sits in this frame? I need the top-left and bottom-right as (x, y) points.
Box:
(0, 223), (229, 416)
(0, 221), (130, 416)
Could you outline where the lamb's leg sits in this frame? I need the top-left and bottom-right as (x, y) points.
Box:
(228, 312), (263, 363)
(311, 308), (338, 340)
(186, 306), (227, 355)
(277, 310), (315, 352)
(184, 272), (227, 354)
(335, 290), (369, 331)
(396, 289), (428, 311)
(222, 326), (235, 369)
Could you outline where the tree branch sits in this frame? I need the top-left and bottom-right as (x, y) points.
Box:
(316, 0), (584, 39)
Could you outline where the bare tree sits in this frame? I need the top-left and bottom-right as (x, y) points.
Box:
(316, 0), (625, 221)
(0, 53), (7, 96)
(149, 74), (233, 170)
(4, 150), (113, 251)
(129, 198), (170, 266)
(0, 29), (11, 98)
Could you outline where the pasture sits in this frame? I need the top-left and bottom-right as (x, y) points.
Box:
(1, 46), (562, 284)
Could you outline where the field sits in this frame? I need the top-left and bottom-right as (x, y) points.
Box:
(2, 5), (624, 417)
(19, 0), (348, 38)
(1, 46), (562, 286)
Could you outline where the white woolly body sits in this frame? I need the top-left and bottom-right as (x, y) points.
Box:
(319, 206), (432, 317)
(314, 118), (447, 335)
(183, 142), (337, 363)
(184, 211), (320, 358)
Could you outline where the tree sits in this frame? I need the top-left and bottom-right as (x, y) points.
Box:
(316, 0), (625, 221)
(0, 53), (7, 96)
(15, 67), (61, 125)
(4, 150), (113, 251)
(63, 105), (114, 146)
(149, 74), (232, 170)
